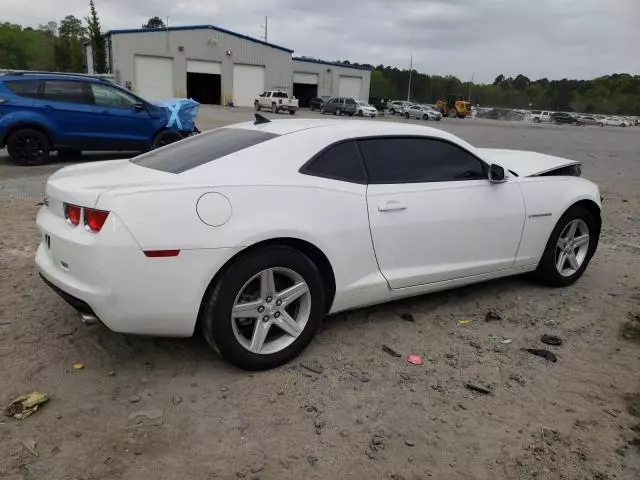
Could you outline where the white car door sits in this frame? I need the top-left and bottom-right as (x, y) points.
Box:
(361, 136), (526, 289)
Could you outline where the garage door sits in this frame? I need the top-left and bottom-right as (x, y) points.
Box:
(293, 72), (318, 85)
(187, 60), (221, 75)
(339, 76), (362, 99)
(233, 64), (265, 107)
(134, 56), (174, 101)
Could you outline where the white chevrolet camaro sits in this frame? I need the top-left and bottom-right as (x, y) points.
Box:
(36, 116), (601, 370)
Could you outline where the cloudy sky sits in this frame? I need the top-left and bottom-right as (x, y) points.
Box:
(6, 0), (639, 83)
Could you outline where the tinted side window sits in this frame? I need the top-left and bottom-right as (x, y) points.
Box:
(4, 80), (40, 98)
(359, 137), (487, 184)
(42, 81), (88, 104)
(132, 128), (279, 174)
(302, 141), (367, 184)
(345, 98), (356, 105)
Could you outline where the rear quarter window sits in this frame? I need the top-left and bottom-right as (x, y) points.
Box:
(131, 128), (279, 173)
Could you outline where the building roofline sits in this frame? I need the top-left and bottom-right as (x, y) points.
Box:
(107, 25), (294, 53)
(293, 57), (372, 71)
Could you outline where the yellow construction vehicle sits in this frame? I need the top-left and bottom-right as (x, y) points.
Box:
(436, 94), (472, 118)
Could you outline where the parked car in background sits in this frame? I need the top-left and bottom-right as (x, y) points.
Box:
(578, 115), (603, 126)
(355, 101), (378, 117)
(321, 97), (358, 116)
(308, 96), (330, 111)
(388, 100), (411, 115)
(530, 110), (552, 123)
(550, 112), (582, 125)
(421, 105), (443, 120)
(602, 116), (628, 127)
(403, 104), (441, 121)
(254, 91), (298, 114)
(0, 72), (199, 166)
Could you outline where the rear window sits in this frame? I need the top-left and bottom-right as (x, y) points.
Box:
(131, 128), (279, 173)
(4, 80), (40, 98)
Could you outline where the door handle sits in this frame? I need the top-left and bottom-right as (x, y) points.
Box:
(378, 200), (407, 212)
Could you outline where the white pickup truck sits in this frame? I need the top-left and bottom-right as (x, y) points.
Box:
(254, 91), (298, 114)
(530, 110), (552, 123)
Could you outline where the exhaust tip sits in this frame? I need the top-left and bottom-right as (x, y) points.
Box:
(79, 313), (99, 325)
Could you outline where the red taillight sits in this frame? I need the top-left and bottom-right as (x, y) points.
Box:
(84, 208), (110, 232)
(144, 250), (180, 258)
(64, 203), (81, 226)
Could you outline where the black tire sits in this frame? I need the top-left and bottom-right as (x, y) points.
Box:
(404, 112), (410, 119)
(310, 105), (315, 111)
(336, 108), (341, 116)
(254, 101), (261, 111)
(289, 109), (296, 115)
(448, 109), (457, 118)
(422, 114), (428, 121)
(357, 110), (363, 117)
(534, 205), (598, 287)
(389, 108), (395, 115)
(320, 106), (324, 114)
(201, 245), (326, 370)
(533, 117), (541, 124)
(57, 148), (82, 160)
(271, 103), (277, 114)
(153, 130), (183, 149)
(7, 128), (51, 166)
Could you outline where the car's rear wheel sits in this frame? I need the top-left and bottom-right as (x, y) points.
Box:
(254, 101), (261, 111)
(57, 148), (82, 160)
(389, 108), (395, 115)
(271, 103), (277, 114)
(534, 205), (598, 287)
(201, 245), (325, 370)
(289, 109), (296, 115)
(7, 128), (51, 166)
(405, 112), (410, 119)
(310, 105), (315, 111)
(153, 130), (183, 149)
(336, 108), (341, 116)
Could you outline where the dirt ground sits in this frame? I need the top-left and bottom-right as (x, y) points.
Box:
(1, 110), (639, 480)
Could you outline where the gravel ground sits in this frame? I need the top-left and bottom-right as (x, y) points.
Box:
(1, 109), (639, 480)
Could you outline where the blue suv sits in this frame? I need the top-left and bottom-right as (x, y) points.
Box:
(0, 72), (196, 165)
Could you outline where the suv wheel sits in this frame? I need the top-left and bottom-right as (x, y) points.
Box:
(7, 128), (51, 166)
(254, 101), (261, 112)
(153, 130), (183, 149)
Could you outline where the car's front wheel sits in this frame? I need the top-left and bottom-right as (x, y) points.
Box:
(534, 205), (598, 287)
(201, 245), (326, 370)
(7, 128), (51, 166)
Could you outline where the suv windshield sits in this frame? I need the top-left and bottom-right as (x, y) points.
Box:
(132, 128), (279, 173)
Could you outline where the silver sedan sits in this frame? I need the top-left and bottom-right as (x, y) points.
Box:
(404, 104), (442, 121)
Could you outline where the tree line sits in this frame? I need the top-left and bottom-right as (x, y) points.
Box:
(346, 62), (640, 115)
(0, 2), (164, 75)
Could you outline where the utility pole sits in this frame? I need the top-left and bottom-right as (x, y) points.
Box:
(407, 54), (413, 102)
(468, 71), (474, 103)
(262, 16), (268, 42)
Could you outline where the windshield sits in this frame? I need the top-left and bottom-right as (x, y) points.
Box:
(131, 128), (279, 173)
(358, 101), (369, 106)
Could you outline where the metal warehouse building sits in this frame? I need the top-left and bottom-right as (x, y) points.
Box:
(102, 25), (371, 107)
(292, 58), (371, 107)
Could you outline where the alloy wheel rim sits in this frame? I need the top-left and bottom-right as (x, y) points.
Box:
(231, 267), (311, 355)
(555, 219), (590, 277)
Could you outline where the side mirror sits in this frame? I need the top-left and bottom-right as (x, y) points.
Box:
(133, 102), (145, 111)
(488, 164), (506, 183)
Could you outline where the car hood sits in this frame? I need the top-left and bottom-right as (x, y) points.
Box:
(476, 148), (580, 177)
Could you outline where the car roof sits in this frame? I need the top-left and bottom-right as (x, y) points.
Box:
(226, 118), (469, 145)
(1, 72), (105, 83)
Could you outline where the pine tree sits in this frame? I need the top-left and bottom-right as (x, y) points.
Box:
(85, 0), (107, 73)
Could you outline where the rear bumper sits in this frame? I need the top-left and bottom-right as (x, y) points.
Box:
(35, 205), (241, 337)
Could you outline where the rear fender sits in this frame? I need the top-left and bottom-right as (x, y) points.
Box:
(0, 111), (57, 146)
